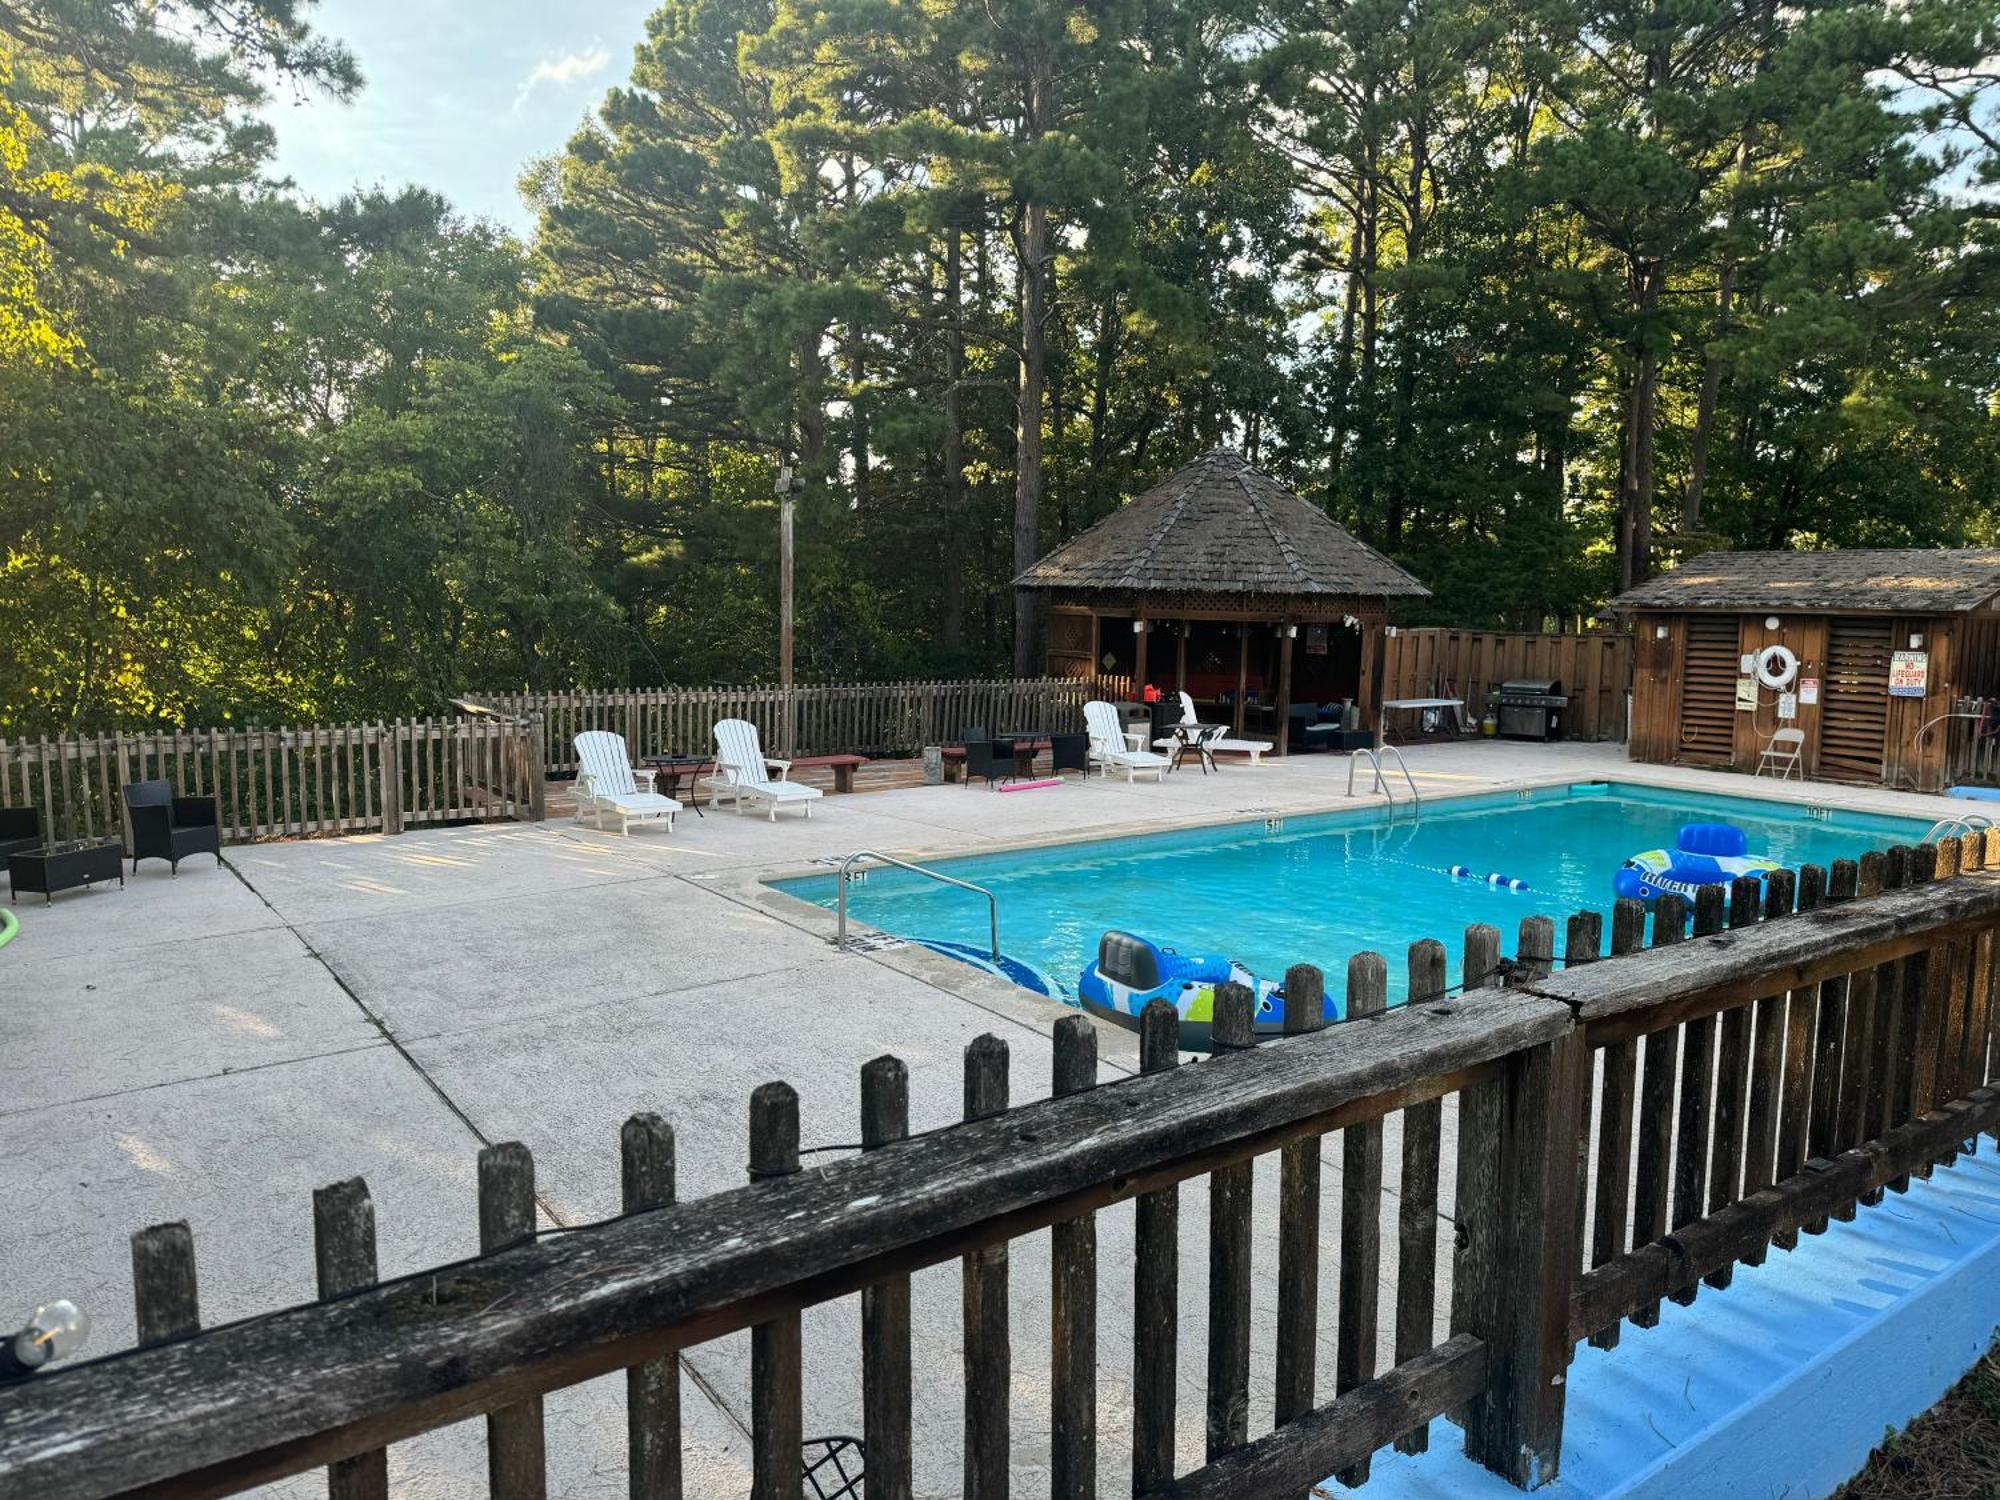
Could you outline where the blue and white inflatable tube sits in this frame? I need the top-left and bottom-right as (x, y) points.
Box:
(1077, 931), (1340, 1051)
(1613, 823), (1780, 904)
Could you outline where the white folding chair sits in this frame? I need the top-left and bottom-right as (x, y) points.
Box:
(1756, 727), (1805, 780)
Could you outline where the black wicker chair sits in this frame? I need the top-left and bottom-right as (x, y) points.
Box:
(0, 806), (41, 860)
(961, 738), (1003, 789)
(1049, 731), (1089, 779)
(122, 780), (222, 875)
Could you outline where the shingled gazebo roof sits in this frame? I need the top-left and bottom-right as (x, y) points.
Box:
(1610, 549), (2000, 615)
(1014, 449), (1429, 603)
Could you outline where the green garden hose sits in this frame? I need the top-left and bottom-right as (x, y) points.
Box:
(0, 909), (17, 950)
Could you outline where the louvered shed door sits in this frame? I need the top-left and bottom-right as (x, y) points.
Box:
(1678, 615), (1740, 765)
(1819, 618), (1892, 783)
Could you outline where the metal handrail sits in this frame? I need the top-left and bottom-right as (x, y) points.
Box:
(1922, 812), (1994, 845)
(1345, 746), (1422, 810)
(836, 849), (1000, 961)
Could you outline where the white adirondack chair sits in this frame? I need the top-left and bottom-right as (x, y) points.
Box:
(703, 719), (824, 820)
(572, 731), (680, 836)
(1084, 701), (1170, 782)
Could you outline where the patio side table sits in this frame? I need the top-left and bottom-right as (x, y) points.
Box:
(9, 837), (125, 905)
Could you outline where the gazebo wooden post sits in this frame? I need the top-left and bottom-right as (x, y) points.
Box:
(1175, 623), (1188, 699)
(1134, 612), (1149, 695)
(1276, 621), (1294, 758)
(1235, 625), (1249, 735)
(1087, 613), (1101, 684)
(1362, 621), (1387, 748)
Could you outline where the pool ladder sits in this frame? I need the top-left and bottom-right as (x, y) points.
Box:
(835, 849), (1001, 961)
(1346, 745), (1421, 810)
(1921, 811), (1994, 846)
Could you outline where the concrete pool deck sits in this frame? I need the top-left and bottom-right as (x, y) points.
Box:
(0, 740), (1986, 1495)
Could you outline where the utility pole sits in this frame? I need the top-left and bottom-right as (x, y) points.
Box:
(777, 462), (805, 753)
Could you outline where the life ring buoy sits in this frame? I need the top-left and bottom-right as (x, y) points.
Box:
(1754, 644), (1798, 691)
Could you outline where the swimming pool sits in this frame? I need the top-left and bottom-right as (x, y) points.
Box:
(773, 781), (1935, 1005)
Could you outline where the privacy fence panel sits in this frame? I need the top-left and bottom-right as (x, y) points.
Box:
(0, 718), (542, 846)
(477, 677), (1132, 772)
(1382, 630), (1633, 741)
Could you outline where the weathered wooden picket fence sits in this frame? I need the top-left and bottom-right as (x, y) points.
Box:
(472, 677), (1133, 774)
(1382, 629), (1633, 741)
(4, 839), (1996, 1499)
(0, 718), (544, 846)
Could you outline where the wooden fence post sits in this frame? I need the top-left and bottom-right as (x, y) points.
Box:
(1459, 1026), (1586, 1488)
(1132, 1002), (1181, 1493)
(131, 1222), (200, 1348)
(1393, 942), (1446, 1459)
(962, 1035), (1010, 1500)
(748, 1084), (803, 1500)
(1275, 962), (1328, 1434)
(860, 1059), (912, 1500)
(314, 1179), (388, 1500)
(479, 1143), (547, 1500)
(1207, 981), (1257, 1463)
(1335, 954), (1386, 1483)
(622, 1115), (680, 1500)
(1050, 1016), (1098, 1500)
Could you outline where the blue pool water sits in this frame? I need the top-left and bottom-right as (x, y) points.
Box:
(774, 781), (1934, 1004)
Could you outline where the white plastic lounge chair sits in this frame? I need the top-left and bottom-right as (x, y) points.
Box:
(1756, 727), (1805, 781)
(1084, 701), (1170, 783)
(572, 731), (681, 836)
(704, 719), (824, 820)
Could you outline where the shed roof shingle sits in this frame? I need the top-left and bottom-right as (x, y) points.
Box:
(1610, 549), (2000, 614)
(1013, 449), (1429, 600)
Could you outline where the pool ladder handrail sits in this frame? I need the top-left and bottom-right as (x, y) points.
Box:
(1345, 745), (1422, 810)
(1921, 811), (1994, 846)
(836, 849), (1000, 962)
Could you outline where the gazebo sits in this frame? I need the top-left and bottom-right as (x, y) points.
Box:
(1015, 449), (1430, 753)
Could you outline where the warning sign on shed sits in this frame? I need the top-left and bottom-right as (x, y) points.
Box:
(1888, 650), (1930, 698)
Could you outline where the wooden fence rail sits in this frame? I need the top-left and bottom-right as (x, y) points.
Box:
(0, 718), (544, 846)
(2, 853), (1996, 1498)
(1382, 629), (1633, 741)
(469, 677), (1134, 773)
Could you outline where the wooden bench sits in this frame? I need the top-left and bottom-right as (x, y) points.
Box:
(786, 753), (870, 793)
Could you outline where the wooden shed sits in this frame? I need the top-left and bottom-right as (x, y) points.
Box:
(1014, 449), (1430, 751)
(1611, 549), (2000, 790)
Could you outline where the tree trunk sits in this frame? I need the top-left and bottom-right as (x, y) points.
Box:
(1617, 260), (1661, 589)
(1011, 50), (1052, 678)
(1682, 258), (1734, 534)
(941, 224), (966, 653)
(1386, 110), (1428, 550)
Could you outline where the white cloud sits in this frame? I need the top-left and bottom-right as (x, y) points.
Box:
(514, 44), (610, 111)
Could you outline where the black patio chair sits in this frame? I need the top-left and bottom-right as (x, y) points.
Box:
(961, 738), (1003, 789)
(0, 806), (41, 859)
(1049, 731), (1089, 779)
(122, 779), (222, 875)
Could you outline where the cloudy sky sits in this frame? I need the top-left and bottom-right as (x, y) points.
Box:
(268, 0), (655, 233)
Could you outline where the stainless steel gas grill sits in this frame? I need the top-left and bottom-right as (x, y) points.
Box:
(1493, 678), (1569, 741)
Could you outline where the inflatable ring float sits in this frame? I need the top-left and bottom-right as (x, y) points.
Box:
(1614, 822), (1780, 904)
(1077, 931), (1341, 1051)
